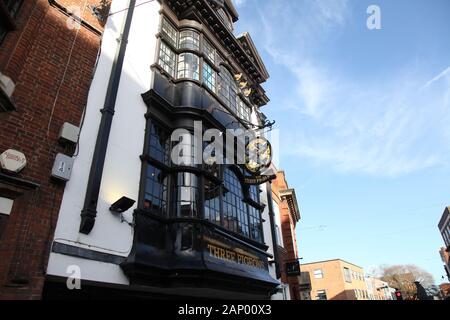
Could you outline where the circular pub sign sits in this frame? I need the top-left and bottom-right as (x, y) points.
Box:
(0, 149), (27, 173)
(245, 137), (272, 174)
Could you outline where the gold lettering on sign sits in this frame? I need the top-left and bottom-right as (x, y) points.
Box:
(206, 243), (265, 269)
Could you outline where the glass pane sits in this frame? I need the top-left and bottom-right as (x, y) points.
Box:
(203, 62), (216, 92)
(179, 30), (200, 50)
(161, 17), (177, 47)
(204, 179), (222, 225)
(158, 42), (176, 77)
(177, 53), (200, 80)
(203, 38), (215, 63)
(175, 172), (199, 218)
(143, 165), (168, 215)
(148, 119), (170, 165)
(222, 169), (251, 238)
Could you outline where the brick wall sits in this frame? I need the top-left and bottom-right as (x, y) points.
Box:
(0, 0), (108, 300)
(271, 171), (301, 300)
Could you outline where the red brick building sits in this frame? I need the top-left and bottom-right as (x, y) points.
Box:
(271, 170), (301, 299)
(0, 0), (109, 299)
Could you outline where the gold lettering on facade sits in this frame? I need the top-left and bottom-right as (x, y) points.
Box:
(206, 243), (264, 269)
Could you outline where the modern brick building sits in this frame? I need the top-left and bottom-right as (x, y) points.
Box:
(301, 259), (369, 300)
(365, 276), (394, 300)
(0, 0), (110, 299)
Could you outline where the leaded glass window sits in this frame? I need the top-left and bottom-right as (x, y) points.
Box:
(161, 17), (177, 48)
(204, 179), (221, 225)
(203, 38), (215, 63)
(171, 133), (196, 167)
(238, 98), (252, 123)
(177, 53), (200, 80)
(249, 185), (260, 203)
(203, 62), (216, 92)
(222, 169), (248, 237)
(158, 41), (176, 77)
(179, 30), (200, 50)
(218, 67), (238, 114)
(143, 165), (168, 215)
(249, 206), (262, 242)
(148, 120), (170, 165)
(175, 172), (199, 218)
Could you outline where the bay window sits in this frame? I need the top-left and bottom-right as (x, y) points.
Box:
(158, 41), (176, 77)
(223, 169), (248, 237)
(203, 62), (216, 92)
(141, 120), (264, 241)
(148, 120), (171, 165)
(161, 17), (177, 48)
(204, 179), (221, 225)
(143, 119), (170, 216)
(177, 53), (200, 80)
(218, 66), (238, 114)
(202, 38), (216, 63)
(238, 98), (252, 123)
(174, 172), (199, 218)
(179, 30), (200, 51)
(143, 165), (168, 215)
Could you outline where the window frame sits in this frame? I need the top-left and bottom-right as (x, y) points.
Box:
(179, 29), (200, 51)
(313, 269), (324, 279)
(203, 61), (217, 93)
(316, 290), (327, 300)
(158, 41), (177, 78)
(160, 16), (178, 48)
(140, 117), (265, 244)
(343, 267), (352, 283)
(177, 52), (200, 80)
(156, 15), (254, 127)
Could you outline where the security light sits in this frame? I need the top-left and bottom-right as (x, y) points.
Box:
(109, 196), (135, 213)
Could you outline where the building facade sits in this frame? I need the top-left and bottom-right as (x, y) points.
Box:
(0, 0), (108, 299)
(365, 276), (394, 300)
(438, 207), (450, 281)
(439, 247), (450, 282)
(270, 170), (301, 300)
(41, 0), (285, 299)
(301, 259), (369, 300)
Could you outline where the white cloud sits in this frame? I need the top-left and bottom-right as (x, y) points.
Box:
(250, 0), (450, 176)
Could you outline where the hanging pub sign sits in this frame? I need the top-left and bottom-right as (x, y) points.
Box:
(243, 137), (276, 185)
(286, 260), (301, 277)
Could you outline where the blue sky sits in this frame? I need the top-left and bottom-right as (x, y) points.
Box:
(234, 0), (450, 284)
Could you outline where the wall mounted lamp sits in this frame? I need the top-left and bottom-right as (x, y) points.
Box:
(109, 196), (135, 213)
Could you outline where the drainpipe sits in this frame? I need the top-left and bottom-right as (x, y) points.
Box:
(266, 182), (281, 279)
(79, 0), (136, 234)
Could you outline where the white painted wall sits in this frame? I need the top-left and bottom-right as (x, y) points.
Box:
(47, 0), (161, 284)
(260, 183), (286, 300)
